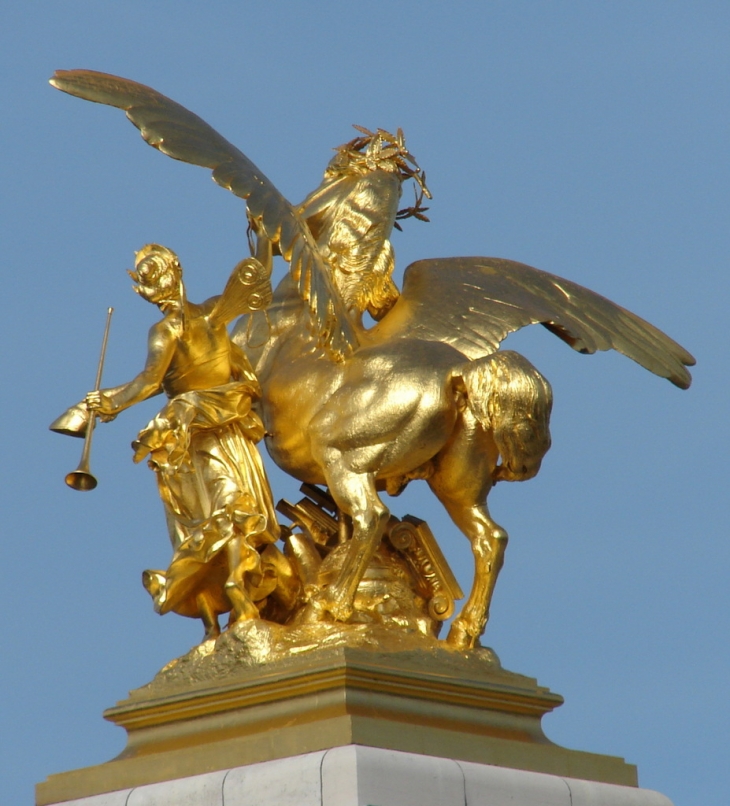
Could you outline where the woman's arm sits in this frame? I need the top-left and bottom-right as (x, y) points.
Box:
(87, 320), (176, 416)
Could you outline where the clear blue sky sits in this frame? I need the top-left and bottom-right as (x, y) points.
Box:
(1, 4), (727, 804)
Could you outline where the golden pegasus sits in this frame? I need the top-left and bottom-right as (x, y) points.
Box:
(50, 70), (694, 650)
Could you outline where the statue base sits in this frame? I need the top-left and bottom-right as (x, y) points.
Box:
(42, 746), (672, 806)
(36, 624), (641, 804)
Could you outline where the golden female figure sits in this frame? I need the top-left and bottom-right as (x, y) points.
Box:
(82, 244), (291, 639)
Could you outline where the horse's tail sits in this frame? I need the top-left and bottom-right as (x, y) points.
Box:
(456, 350), (553, 482)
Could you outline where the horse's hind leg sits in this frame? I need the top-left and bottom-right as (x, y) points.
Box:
(429, 411), (507, 650)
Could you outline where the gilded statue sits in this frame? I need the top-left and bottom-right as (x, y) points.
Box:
(50, 70), (694, 652)
(53, 244), (300, 639)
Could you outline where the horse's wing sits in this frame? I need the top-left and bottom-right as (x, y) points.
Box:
(368, 257), (694, 388)
(49, 69), (357, 360)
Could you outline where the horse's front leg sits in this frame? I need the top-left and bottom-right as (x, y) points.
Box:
(312, 468), (389, 621)
(429, 410), (507, 650)
(444, 506), (508, 650)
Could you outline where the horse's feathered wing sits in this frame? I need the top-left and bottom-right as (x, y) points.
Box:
(368, 257), (694, 388)
(49, 69), (357, 360)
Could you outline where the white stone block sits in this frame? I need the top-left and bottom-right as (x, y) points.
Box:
(126, 769), (226, 806)
(223, 751), (326, 806)
(563, 777), (674, 806)
(322, 745), (466, 806)
(459, 759), (572, 805)
(56, 791), (133, 806)
(458, 758), (675, 806)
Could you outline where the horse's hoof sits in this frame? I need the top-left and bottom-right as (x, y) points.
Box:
(298, 599), (333, 624)
(312, 588), (354, 622)
(446, 620), (479, 650)
(202, 626), (221, 642)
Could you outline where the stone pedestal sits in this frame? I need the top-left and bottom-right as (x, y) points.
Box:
(40, 746), (673, 806)
(36, 640), (663, 805)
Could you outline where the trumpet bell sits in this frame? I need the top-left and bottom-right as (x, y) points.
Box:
(65, 469), (98, 491)
(50, 403), (91, 438)
(54, 402), (99, 490)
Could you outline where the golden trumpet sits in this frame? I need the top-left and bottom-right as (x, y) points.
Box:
(56, 307), (114, 491)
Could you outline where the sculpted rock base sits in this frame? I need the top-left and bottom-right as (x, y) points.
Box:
(146, 618), (500, 693)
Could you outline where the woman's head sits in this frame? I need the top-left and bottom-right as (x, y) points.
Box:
(129, 244), (183, 305)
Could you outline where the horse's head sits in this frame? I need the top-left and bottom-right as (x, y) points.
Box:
(460, 351), (554, 483)
(488, 352), (553, 483)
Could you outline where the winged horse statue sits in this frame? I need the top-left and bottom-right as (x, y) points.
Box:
(50, 70), (694, 649)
